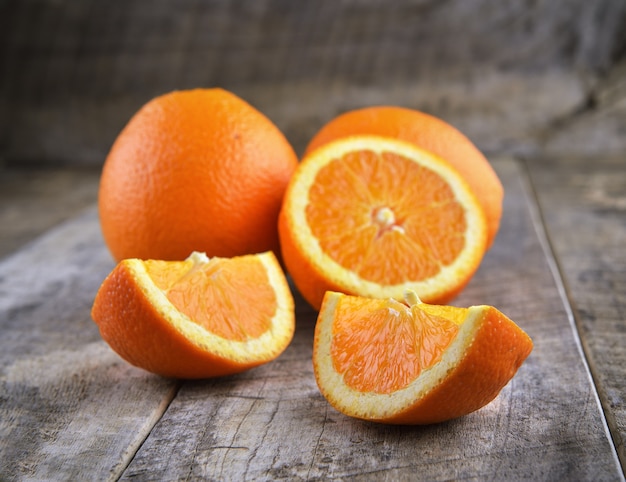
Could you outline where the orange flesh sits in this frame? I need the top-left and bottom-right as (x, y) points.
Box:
(306, 150), (467, 284)
(331, 297), (461, 394)
(144, 257), (276, 341)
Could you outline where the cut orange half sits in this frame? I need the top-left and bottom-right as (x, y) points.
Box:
(313, 291), (533, 424)
(304, 106), (504, 248)
(91, 251), (295, 379)
(279, 135), (488, 310)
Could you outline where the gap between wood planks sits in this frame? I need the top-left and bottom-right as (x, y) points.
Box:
(517, 157), (626, 479)
(112, 382), (182, 482)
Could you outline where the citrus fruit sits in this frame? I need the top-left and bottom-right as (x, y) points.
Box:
(91, 251), (295, 379)
(278, 135), (488, 310)
(313, 290), (533, 424)
(305, 106), (503, 248)
(98, 88), (298, 262)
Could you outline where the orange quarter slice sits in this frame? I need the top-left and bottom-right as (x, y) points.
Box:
(313, 290), (533, 424)
(91, 251), (295, 378)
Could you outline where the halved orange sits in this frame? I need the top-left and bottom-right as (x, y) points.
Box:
(279, 135), (488, 310)
(313, 290), (533, 424)
(304, 105), (503, 248)
(91, 251), (295, 379)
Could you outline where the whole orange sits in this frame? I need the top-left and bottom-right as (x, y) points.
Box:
(305, 106), (503, 248)
(98, 88), (298, 262)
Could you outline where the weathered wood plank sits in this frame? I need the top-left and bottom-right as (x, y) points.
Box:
(0, 167), (100, 259)
(526, 155), (626, 473)
(1, 158), (622, 480)
(542, 59), (626, 159)
(118, 158), (622, 481)
(0, 207), (179, 481)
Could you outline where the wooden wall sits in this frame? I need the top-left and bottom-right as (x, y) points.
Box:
(1, 0), (625, 165)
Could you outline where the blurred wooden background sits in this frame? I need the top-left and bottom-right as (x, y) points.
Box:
(1, 0), (626, 167)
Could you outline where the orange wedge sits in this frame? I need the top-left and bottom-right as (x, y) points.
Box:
(279, 135), (488, 310)
(313, 290), (533, 424)
(91, 251), (295, 378)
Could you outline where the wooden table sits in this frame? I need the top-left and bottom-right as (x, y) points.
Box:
(3, 0), (626, 477)
(1, 153), (624, 481)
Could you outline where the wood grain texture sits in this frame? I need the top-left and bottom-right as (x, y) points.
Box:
(0, 167), (100, 258)
(116, 158), (621, 480)
(527, 155), (626, 473)
(0, 208), (179, 481)
(0, 159), (622, 480)
(542, 59), (626, 158)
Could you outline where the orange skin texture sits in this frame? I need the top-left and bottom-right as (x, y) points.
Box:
(99, 88), (298, 262)
(313, 298), (533, 425)
(91, 260), (294, 379)
(305, 106), (503, 248)
(92, 262), (244, 378)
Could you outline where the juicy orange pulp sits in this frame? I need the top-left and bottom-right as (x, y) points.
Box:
(304, 106), (503, 249)
(279, 135), (488, 309)
(331, 294), (464, 394)
(307, 148), (469, 284)
(144, 255), (276, 341)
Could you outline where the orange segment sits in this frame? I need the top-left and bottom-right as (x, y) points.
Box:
(279, 135), (488, 310)
(313, 291), (533, 424)
(91, 251), (295, 379)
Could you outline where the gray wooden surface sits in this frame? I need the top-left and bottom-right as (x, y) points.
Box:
(2, 1), (626, 480)
(1, 158), (624, 480)
(527, 155), (626, 467)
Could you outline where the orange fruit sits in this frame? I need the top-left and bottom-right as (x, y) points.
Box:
(313, 290), (533, 424)
(91, 251), (295, 379)
(279, 135), (488, 310)
(98, 88), (298, 262)
(305, 106), (503, 248)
